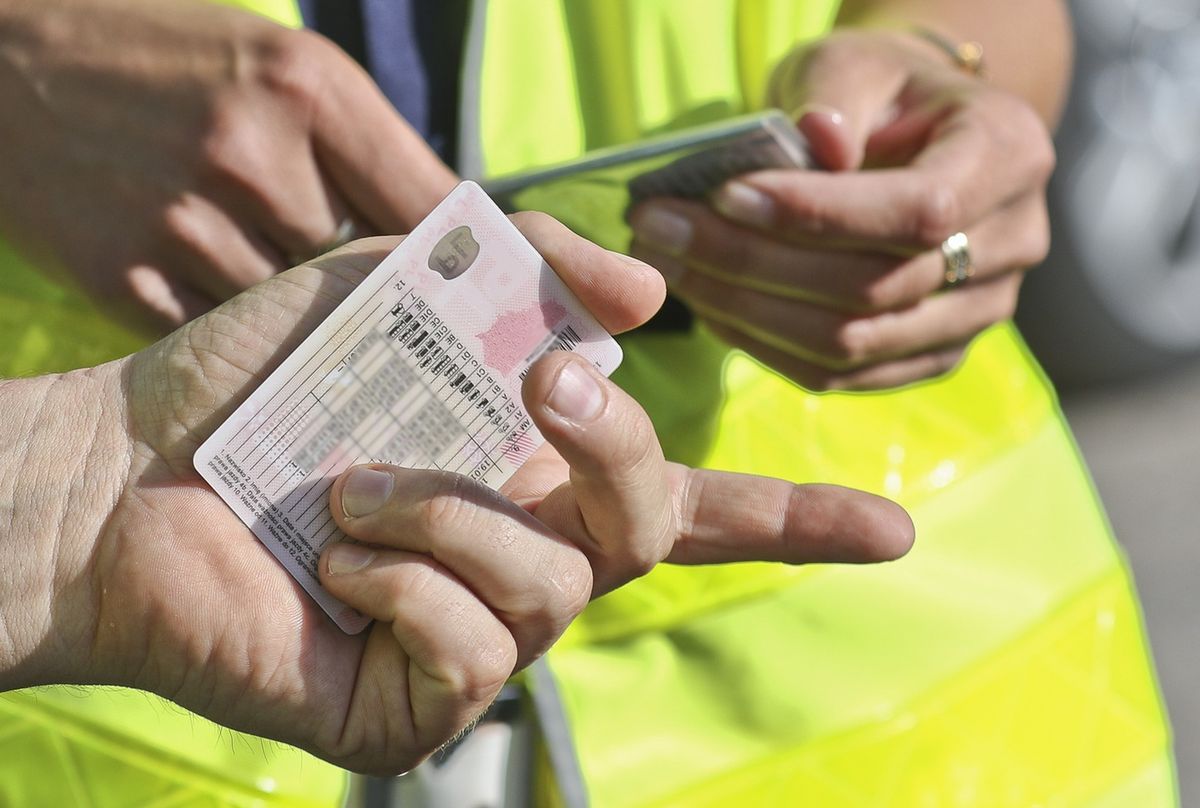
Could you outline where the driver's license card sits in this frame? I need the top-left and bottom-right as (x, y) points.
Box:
(194, 181), (623, 633)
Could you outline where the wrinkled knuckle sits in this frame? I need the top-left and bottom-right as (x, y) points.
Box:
(622, 514), (676, 580)
(395, 560), (440, 604)
(541, 553), (594, 627)
(914, 184), (961, 248)
(418, 473), (477, 535)
(253, 28), (333, 115)
(460, 639), (518, 702)
(623, 413), (662, 469)
(622, 541), (665, 579)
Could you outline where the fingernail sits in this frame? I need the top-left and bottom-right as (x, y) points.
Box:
(630, 207), (693, 256)
(712, 182), (775, 228)
(794, 102), (845, 128)
(326, 543), (377, 576)
(341, 467), (394, 518)
(546, 359), (604, 422)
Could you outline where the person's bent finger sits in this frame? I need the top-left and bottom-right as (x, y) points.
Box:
(642, 238), (1026, 369)
(522, 351), (675, 593)
(125, 264), (217, 331)
(318, 546), (517, 764)
(768, 33), (911, 170)
(632, 248), (867, 368)
(514, 211), (666, 335)
(663, 465), (914, 565)
(237, 149), (369, 264)
(328, 465), (593, 666)
(704, 318), (967, 391)
(631, 198), (911, 312)
(520, 350), (914, 587)
(159, 191), (284, 300)
(633, 193), (1048, 315)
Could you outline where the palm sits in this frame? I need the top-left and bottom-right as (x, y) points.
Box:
(92, 250), (377, 763)
(98, 242), (581, 770)
(80, 232), (907, 774)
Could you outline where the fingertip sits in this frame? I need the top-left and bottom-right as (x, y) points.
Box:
(521, 350), (610, 428)
(627, 203), (695, 257)
(337, 465), (396, 520)
(880, 499), (916, 560)
(794, 104), (861, 171)
(603, 248), (667, 330)
(793, 484), (915, 564)
(321, 542), (378, 578)
(514, 213), (665, 333)
(711, 180), (776, 229)
(850, 491), (916, 562)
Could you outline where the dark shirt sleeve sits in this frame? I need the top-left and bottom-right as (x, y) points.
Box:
(298, 0), (469, 166)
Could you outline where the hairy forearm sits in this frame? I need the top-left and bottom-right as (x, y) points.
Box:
(835, 0), (1073, 126)
(0, 365), (130, 690)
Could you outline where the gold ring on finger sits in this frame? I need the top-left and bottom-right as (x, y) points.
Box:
(940, 231), (975, 287)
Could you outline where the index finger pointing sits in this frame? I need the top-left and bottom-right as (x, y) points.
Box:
(665, 467), (915, 566)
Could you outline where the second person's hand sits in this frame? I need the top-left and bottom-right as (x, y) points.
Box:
(0, 0), (457, 331)
(629, 29), (1055, 390)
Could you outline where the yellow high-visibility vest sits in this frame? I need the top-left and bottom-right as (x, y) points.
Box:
(0, 8), (351, 808)
(0, 1), (1175, 806)
(470, 3), (1175, 806)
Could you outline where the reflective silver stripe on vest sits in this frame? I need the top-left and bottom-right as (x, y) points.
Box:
(528, 657), (590, 808)
(457, 0), (488, 180)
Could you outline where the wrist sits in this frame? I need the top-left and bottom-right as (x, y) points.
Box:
(765, 27), (966, 129)
(0, 360), (133, 690)
(832, 24), (979, 77)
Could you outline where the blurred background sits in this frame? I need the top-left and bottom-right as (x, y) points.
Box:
(1015, 0), (1200, 800)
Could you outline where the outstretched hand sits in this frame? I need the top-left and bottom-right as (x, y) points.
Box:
(7, 214), (912, 775)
